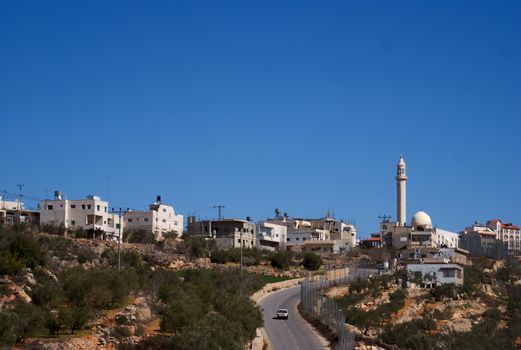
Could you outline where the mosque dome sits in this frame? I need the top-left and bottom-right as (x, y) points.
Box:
(411, 211), (432, 229)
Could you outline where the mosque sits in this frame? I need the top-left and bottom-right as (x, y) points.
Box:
(380, 156), (459, 250)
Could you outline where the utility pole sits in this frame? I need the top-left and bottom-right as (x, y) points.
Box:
(240, 230), (243, 275)
(113, 207), (129, 271)
(16, 184), (24, 211)
(118, 208), (122, 271)
(213, 205), (225, 220)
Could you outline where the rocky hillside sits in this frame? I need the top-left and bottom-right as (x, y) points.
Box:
(327, 256), (521, 350)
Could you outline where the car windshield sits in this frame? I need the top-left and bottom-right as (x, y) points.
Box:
(278, 309), (288, 313)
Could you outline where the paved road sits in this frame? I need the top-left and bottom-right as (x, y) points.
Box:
(259, 286), (329, 350)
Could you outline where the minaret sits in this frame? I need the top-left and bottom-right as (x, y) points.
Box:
(396, 155), (407, 226)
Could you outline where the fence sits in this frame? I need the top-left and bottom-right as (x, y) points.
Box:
(300, 267), (376, 350)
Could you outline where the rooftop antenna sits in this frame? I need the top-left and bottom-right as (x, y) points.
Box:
(213, 205), (225, 220)
(378, 215), (392, 223)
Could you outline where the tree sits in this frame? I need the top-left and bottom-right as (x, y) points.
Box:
(270, 252), (292, 270)
(0, 233), (44, 274)
(171, 314), (245, 350)
(302, 253), (322, 271)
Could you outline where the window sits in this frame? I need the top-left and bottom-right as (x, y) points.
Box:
(104, 206), (107, 212)
(128, 218), (133, 222)
(174, 221), (177, 225)
(162, 219), (166, 223)
(87, 205), (91, 210)
(136, 218), (139, 221)
(163, 208), (167, 213)
(116, 224), (120, 229)
(82, 204), (86, 210)
(443, 269), (456, 278)
(144, 218), (149, 222)
(71, 205), (76, 209)
(47, 205), (53, 210)
(287, 238), (290, 241)
(296, 237), (300, 241)
(71, 220), (76, 225)
(97, 205), (100, 211)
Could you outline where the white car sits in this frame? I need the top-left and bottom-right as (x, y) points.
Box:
(276, 308), (289, 320)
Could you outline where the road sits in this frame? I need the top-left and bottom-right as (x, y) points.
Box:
(259, 285), (329, 350)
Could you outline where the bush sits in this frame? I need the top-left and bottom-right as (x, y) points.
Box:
(170, 314), (246, 350)
(302, 253), (322, 271)
(0, 233), (45, 274)
(431, 284), (457, 300)
(270, 251), (292, 270)
(381, 317), (436, 349)
(124, 229), (156, 244)
(180, 237), (215, 258)
(61, 267), (139, 309)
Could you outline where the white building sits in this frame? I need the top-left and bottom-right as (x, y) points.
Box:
(0, 196), (22, 210)
(265, 215), (356, 251)
(486, 219), (520, 251)
(39, 192), (122, 239)
(257, 221), (287, 251)
(407, 263), (464, 287)
(123, 196), (183, 239)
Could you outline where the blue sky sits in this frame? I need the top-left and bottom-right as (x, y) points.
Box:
(1, 1), (520, 237)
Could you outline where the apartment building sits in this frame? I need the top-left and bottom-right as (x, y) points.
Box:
(0, 196), (39, 226)
(487, 219), (520, 252)
(265, 214), (357, 251)
(187, 217), (256, 249)
(124, 196), (183, 239)
(256, 221), (287, 251)
(39, 192), (121, 239)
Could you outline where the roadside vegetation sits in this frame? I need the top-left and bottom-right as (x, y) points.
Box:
(0, 225), (268, 349)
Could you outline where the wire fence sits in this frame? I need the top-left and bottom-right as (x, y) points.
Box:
(300, 267), (376, 350)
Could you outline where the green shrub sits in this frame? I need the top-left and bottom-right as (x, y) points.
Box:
(124, 229), (156, 244)
(0, 233), (44, 274)
(302, 253), (322, 270)
(431, 284), (457, 300)
(270, 251), (292, 270)
(381, 317), (436, 349)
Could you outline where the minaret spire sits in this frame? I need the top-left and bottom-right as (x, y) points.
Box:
(396, 155), (407, 226)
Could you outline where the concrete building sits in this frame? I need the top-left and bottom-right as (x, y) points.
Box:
(0, 197), (22, 211)
(265, 214), (357, 251)
(407, 263), (464, 287)
(256, 221), (287, 251)
(459, 224), (509, 260)
(399, 247), (468, 266)
(303, 240), (352, 254)
(123, 196), (183, 239)
(39, 192), (122, 240)
(187, 217), (256, 249)
(0, 196), (40, 227)
(486, 219), (520, 252)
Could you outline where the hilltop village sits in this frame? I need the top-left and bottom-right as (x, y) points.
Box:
(1, 156), (520, 350)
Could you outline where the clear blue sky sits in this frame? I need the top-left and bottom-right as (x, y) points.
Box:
(1, 1), (520, 237)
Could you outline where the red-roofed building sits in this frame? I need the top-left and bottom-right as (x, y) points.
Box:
(487, 219), (520, 252)
(361, 234), (383, 248)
